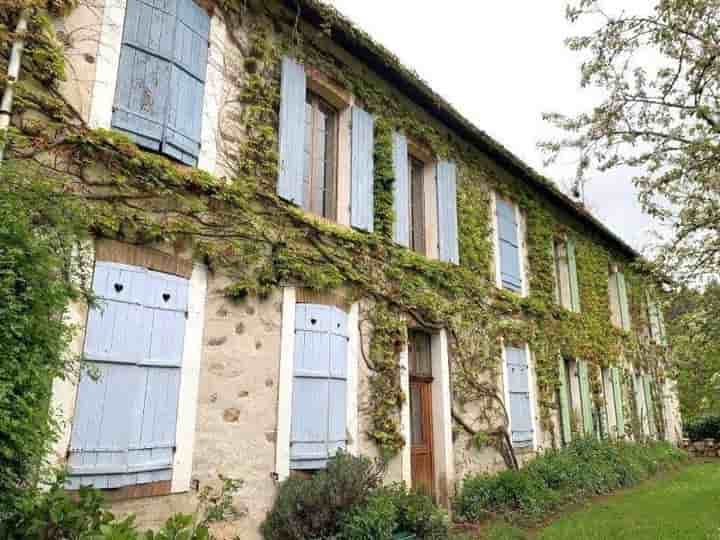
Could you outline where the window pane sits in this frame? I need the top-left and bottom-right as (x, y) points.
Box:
(410, 385), (424, 445)
(409, 157), (425, 254)
(409, 331), (432, 377)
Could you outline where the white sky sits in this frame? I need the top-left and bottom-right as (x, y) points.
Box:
(325, 0), (657, 252)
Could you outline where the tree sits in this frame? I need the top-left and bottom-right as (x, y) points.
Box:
(542, 0), (720, 283)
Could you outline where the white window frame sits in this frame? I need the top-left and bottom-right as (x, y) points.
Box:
(50, 256), (208, 494)
(490, 192), (528, 297)
(501, 342), (539, 451)
(274, 287), (359, 480)
(88, 0), (225, 175)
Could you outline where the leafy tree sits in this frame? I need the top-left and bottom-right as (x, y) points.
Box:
(0, 162), (90, 526)
(542, 0), (720, 283)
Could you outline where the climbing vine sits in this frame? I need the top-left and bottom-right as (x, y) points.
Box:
(0, 0), (672, 463)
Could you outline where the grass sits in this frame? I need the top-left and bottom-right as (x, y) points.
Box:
(476, 461), (720, 540)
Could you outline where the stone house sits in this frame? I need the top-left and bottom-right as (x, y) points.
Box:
(27, 0), (685, 537)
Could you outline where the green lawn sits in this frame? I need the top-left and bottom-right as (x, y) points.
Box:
(477, 462), (720, 540)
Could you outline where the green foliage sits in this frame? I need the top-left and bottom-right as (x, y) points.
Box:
(3, 473), (243, 540)
(683, 415), (720, 442)
(260, 451), (386, 540)
(338, 489), (398, 540)
(0, 162), (90, 522)
(453, 439), (687, 524)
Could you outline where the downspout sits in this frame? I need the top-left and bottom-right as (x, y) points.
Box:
(0, 9), (30, 163)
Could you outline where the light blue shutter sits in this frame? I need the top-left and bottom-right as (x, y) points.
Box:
(277, 57), (306, 205)
(112, 0), (175, 150)
(436, 161), (459, 264)
(506, 346), (533, 447)
(67, 262), (188, 489)
(611, 367), (625, 437)
(557, 355), (572, 445)
(351, 106), (375, 232)
(162, 0), (210, 165)
(290, 304), (349, 469)
(616, 272), (631, 330)
(497, 198), (522, 292)
(567, 239), (581, 312)
(392, 132), (410, 246)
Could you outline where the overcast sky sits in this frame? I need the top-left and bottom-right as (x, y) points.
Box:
(325, 0), (656, 252)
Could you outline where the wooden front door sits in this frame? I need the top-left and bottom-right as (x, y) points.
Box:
(409, 331), (434, 496)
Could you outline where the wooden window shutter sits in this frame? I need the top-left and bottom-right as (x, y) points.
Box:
(616, 272), (631, 331)
(112, 0), (209, 165)
(392, 132), (410, 246)
(436, 161), (459, 264)
(290, 304), (349, 469)
(506, 346), (533, 448)
(577, 360), (594, 436)
(277, 57), (307, 205)
(643, 375), (657, 437)
(162, 0), (210, 165)
(566, 239), (581, 312)
(67, 263), (189, 489)
(350, 106), (375, 232)
(557, 355), (572, 445)
(611, 367), (625, 437)
(496, 198), (522, 292)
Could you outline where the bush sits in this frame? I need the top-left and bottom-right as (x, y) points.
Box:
(339, 489), (398, 540)
(260, 451), (385, 540)
(453, 439), (687, 524)
(684, 415), (720, 441)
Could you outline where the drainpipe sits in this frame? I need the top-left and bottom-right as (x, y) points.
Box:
(0, 9), (30, 163)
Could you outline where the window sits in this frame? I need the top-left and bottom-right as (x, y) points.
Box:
(608, 266), (631, 330)
(504, 346), (534, 448)
(290, 303), (349, 470)
(278, 57), (375, 232)
(66, 262), (188, 489)
(602, 367), (625, 438)
(552, 238), (580, 312)
(495, 197), (523, 293)
(111, 0), (210, 166)
(409, 156), (427, 254)
(303, 92), (338, 220)
(558, 357), (593, 443)
(646, 292), (667, 345)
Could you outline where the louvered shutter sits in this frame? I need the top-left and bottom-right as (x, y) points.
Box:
(436, 161), (459, 264)
(350, 106), (375, 232)
(577, 360), (594, 436)
(616, 272), (631, 330)
(290, 304), (349, 469)
(162, 0), (210, 165)
(643, 375), (657, 437)
(392, 132), (410, 246)
(632, 372), (647, 435)
(567, 239), (581, 312)
(277, 57), (306, 205)
(112, 0), (175, 151)
(67, 262), (187, 489)
(496, 198), (522, 292)
(506, 346), (533, 448)
(557, 355), (572, 445)
(611, 367), (625, 437)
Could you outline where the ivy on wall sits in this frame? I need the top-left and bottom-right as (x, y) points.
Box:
(1, 0), (672, 464)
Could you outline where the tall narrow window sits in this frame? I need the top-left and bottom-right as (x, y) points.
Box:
(496, 197), (523, 293)
(609, 266), (631, 330)
(552, 239), (580, 312)
(505, 346), (534, 448)
(408, 330), (434, 495)
(409, 156), (426, 254)
(303, 92), (338, 220)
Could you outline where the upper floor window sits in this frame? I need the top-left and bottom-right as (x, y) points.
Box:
(277, 57), (375, 232)
(112, 0), (210, 166)
(409, 155), (427, 255)
(495, 196), (524, 294)
(303, 91), (338, 220)
(646, 291), (667, 345)
(390, 133), (459, 263)
(552, 238), (581, 312)
(608, 265), (631, 331)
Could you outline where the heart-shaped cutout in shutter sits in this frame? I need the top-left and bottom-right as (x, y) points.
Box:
(162, 293), (171, 303)
(114, 283), (124, 293)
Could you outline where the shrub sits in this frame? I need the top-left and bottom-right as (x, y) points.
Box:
(260, 451), (385, 540)
(684, 415), (720, 441)
(338, 489), (398, 540)
(453, 439), (687, 524)
(388, 487), (449, 540)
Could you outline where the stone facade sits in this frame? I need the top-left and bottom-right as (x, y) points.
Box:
(42, 1), (684, 539)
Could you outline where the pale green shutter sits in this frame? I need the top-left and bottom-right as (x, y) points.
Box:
(611, 368), (625, 437)
(643, 375), (657, 437)
(557, 355), (572, 445)
(616, 272), (631, 331)
(566, 239), (581, 312)
(578, 360), (594, 436)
